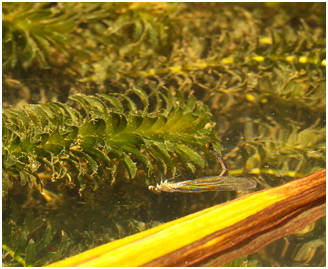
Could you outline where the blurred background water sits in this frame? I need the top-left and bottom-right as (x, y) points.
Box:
(3, 2), (325, 266)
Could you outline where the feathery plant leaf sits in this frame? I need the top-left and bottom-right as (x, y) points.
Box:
(2, 2), (76, 70)
(3, 4), (325, 267)
(3, 89), (220, 195)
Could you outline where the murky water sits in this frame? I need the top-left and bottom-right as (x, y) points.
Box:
(3, 2), (325, 266)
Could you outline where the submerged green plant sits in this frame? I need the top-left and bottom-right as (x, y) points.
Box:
(2, 2), (76, 70)
(2, 3), (325, 267)
(3, 88), (220, 195)
(3, 203), (70, 267)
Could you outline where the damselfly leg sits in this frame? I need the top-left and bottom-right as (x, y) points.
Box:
(205, 142), (228, 177)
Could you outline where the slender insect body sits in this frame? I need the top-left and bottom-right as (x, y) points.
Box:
(148, 143), (257, 194)
(148, 180), (184, 193)
(148, 176), (257, 194)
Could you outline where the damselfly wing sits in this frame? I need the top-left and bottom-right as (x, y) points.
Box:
(148, 175), (257, 194)
(148, 142), (257, 194)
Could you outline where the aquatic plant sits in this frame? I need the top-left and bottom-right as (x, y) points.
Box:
(3, 88), (220, 195)
(2, 2), (325, 267)
(2, 2), (75, 70)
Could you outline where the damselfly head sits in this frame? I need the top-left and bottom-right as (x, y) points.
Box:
(148, 184), (161, 194)
(205, 142), (213, 150)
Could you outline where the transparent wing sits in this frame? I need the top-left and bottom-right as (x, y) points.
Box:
(165, 176), (257, 193)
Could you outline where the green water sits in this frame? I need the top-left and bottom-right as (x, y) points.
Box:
(3, 2), (325, 266)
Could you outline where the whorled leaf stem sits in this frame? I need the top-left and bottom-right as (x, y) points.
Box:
(2, 88), (221, 195)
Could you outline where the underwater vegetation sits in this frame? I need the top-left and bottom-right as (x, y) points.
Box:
(3, 89), (219, 195)
(2, 2), (326, 266)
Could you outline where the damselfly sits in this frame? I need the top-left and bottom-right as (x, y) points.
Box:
(148, 143), (257, 194)
(148, 175), (257, 194)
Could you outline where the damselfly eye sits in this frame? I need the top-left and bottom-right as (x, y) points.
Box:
(148, 185), (161, 194)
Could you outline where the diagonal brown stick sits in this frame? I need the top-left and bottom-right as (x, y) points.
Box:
(145, 169), (326, 266)
(47, 169), (326, 267)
